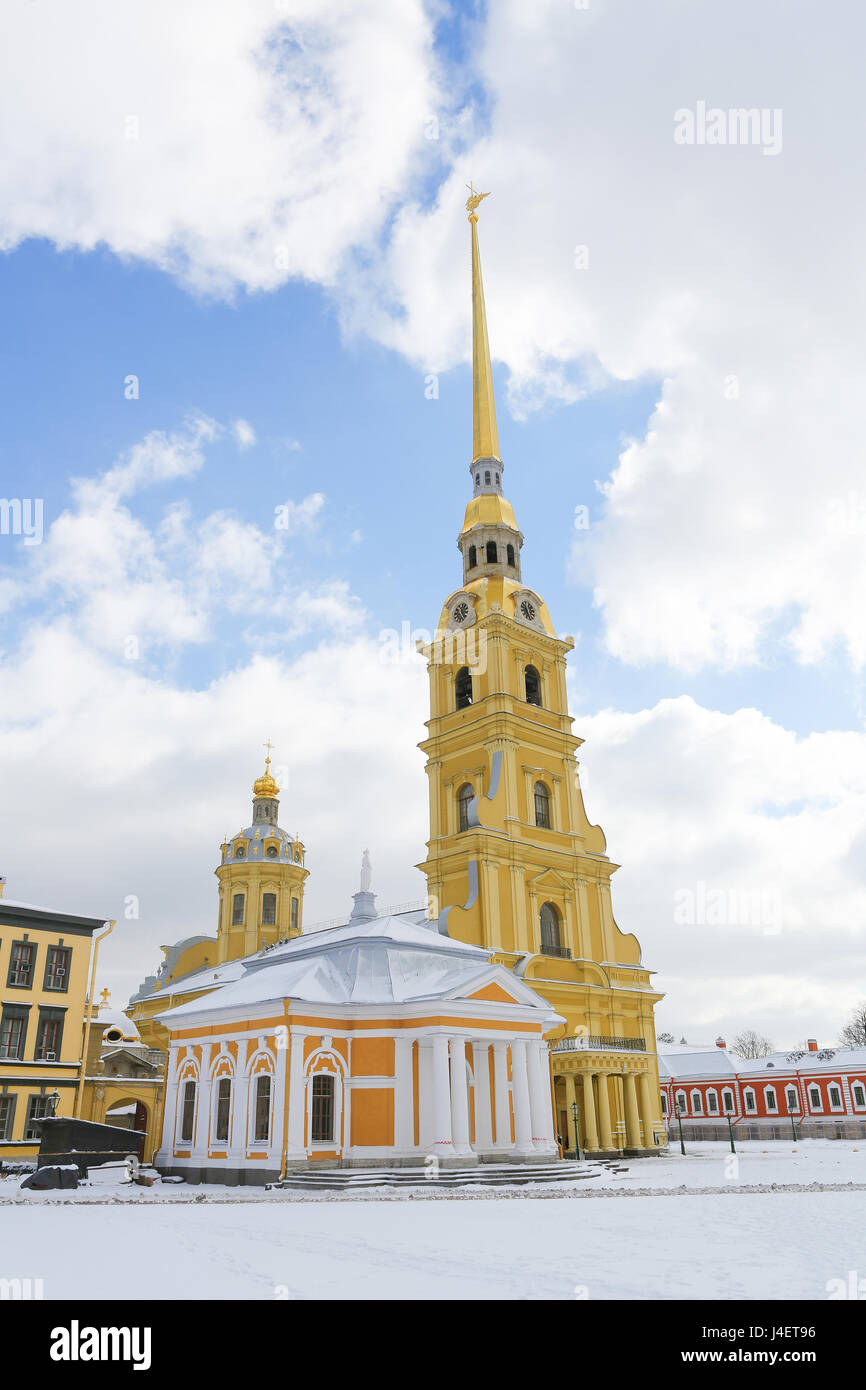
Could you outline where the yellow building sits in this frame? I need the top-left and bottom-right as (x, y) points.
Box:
(78, 1000), (166, 1164)
(0, 879), (109, 1161)
(127, 755), (308, 1056)
(415, 191), (665, 1154)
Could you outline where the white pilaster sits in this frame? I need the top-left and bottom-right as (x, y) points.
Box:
(395, 1036), (415, 1153)
(191, 1043), (212, 1163)
(285, 1031), (306, 1158)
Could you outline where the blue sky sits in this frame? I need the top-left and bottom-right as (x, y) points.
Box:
(1, 0), (864, 1046)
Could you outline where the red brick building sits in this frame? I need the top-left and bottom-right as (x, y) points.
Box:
(659, 1037), (866, 1140)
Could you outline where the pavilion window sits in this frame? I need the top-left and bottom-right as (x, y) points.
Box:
(534, 780), (551, 829)
(506, 542), (515, 567)
(457, 783), (474, 833)
(484, 471), (491, 485)
(468, 545), (477, 568)
(232, 893), (245, 926)
(539, 901), (562, 955)
(262, 892), (276, 926)
(254, 1075), (271, 1142)
(311, 1074), (335, 1142)
(525, 664), (542, 706)
(485, 540), (497, 564)
(291, 897), (299, 932)
(455, 665), (473, 710)
(180, 1081), (196, 1143)
(215, 1077), (232, 1143)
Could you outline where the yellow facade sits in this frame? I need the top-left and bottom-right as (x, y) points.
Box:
(416, 195), (665, 1154)
(0, 885), (106, 1160)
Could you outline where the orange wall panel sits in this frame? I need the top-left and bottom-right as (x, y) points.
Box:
(351, 1037), (395, 1077)
(351, 1088), (395, 1147)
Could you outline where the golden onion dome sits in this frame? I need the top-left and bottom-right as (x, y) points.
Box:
(252, 751), (280, 799)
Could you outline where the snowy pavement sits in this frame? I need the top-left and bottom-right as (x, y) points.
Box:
(1, 1143), (863, 1299)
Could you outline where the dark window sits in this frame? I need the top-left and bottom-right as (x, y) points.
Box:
(291, 898), (299, 932)
(475, 473), (480, 485)
(485, 540), (497, 564)
(311, 1074), (335, 1142)
(262, 892), (276, 926)
(467, 545), (477, 568)
(35, 1010), (64, 1061)
(25, 1094), (51, 1141)
(235, 844), (245, 858)
(539, 902), (561, 954)
(215, 1077), (232, 1142)
(484, 471), (491, 485)
(765, 1088), (777, 1112)
(255, 1075), (271, 1142)
(0, 1006), (28, 1060)
(458, 783), (474, 833)
(0, 1095), (15, 1141)
(534, 780), (551, 829)
(180, 1081), (196, 1143)
(44, 946), (71, 992)
(707, 1091), (719, 1113)
(786, 1088), (800, 1112)
(660, 1093), (667, 1115)
(525, 665), (542, 706)
(7, 941), (35, 988)
(506, 542), (515, 567)
(852, 1083), (865, 1108)
(744, 1090), (756, 1113)
(495, 473), (500, 486)
(232, 893), (245, 926)
(829, 1085), (842, 1109)
(455, 666), (473, 710)
(266, 845), (278, 859)
(809, 1086), (821, 1108)
(723, 1091), (734, 1113)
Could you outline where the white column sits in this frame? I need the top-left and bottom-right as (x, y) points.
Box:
(418, 1043), (433, 1151)
(395, 1037), (415, 1153)
(527, 1039), (557, 1154)
(230, 1070), (251, 1160)
(269, 1043), (287, 1164)
(449, 1036), (472, 1157)
(191, 1043), (212, 1164)
(431, 1033), (454, 1158)
(492, 1042), (511, 1150)
(472, 1042), (493, 1153)
(285, 1031), (306, 1158)
(511, 1040), (534, 1156)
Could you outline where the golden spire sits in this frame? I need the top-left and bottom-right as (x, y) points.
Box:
(252, 740), (280, 798)
(466, 184), (500, 463)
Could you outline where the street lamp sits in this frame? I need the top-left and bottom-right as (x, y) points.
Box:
(570, 1101), (581, 1161)
(47, 1090), (61, 1116)
(675, 1099), (686, 1155)
(726, 1109), (736, 1153)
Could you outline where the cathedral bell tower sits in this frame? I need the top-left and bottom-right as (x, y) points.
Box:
(214, 750), (309, 963)
(415, 189), (664, 1154)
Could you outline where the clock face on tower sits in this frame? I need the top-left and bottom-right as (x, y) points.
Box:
(453, 601), (469, 624)
(520, 599), (536, 622)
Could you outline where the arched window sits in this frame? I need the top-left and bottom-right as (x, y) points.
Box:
(722, 1089), (734, 1114)
(290, 898), (299, 932)
(707, 1090), (719, 1114)
(506, 542), (515, 567)
(214, 1077), (232, 1142)
(455, 666), (473, 709)
(539, 901), (561, 954)
(660, 1093), (668, 1115)
(484, 470), (491, 485)
(764, 1086), (778, 1113)
(254, 1075), (271, 1142)
(786, 1086), (800, 1113)
(457, 783), (474, 833)
(232, 893), (245, 925)
(743, 1088), (756, 1113)
(179, 1080), (196, 1143)
(486, 540), (497, 564)
(534, 780), (551, 829)
(468, 544), (477, 568)
(475, 472), (480, 485)
(675, 1091), (686, 1115)
(495, 472), (500, 486)
(690, 1090), (703, 1115)
(525, 664), (542, 706)
(262, 892), (276, 925)
(311, 1074), (335, 1142)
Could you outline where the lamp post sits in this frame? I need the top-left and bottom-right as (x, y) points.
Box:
(570, 1101), (581, 1161)
(47, 1090), (61, 1116)
(726, 1110), (736, 1153)
(676, 1101), (686, 1155)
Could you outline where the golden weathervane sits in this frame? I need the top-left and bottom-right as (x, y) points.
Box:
(465, 182), (490, 216)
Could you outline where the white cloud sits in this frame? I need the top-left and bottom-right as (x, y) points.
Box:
(232, 419), (256, 451)
(0, 0), (442, 296)
(275, 492), (325, 536)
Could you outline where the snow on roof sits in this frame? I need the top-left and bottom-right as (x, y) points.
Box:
(97, 1008), (140, 1041)
(157, 914), (559, 1024)
(0, 896), (107, 922)
(659, 1042), (866, 1081)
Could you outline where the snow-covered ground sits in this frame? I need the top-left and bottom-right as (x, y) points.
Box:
(1, 1143), (862, 1299)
